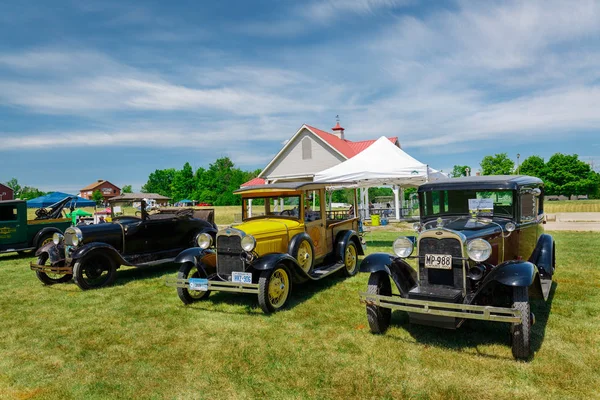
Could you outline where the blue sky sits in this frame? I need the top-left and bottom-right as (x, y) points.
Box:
(1, 0), (599, 193)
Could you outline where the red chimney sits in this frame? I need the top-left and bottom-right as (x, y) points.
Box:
(332, 121), (345, 140)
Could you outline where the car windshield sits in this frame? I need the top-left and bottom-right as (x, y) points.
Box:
(421, 190), (514, 218)
(242, 194), (301, 220)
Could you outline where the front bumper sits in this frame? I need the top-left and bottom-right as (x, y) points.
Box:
(30, 262), (73, 275)
(165, 277), (259, 294)
(359, 292), (521, 323)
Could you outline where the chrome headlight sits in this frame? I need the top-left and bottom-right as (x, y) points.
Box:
(241, 235), (256, 252)
(412, 222), (421, 232)
(505, 222), (516, 232)
(65, 227), (83, 247)
(392, 237), (414, 258)
(467, 239), (492, 262)
(196, 233), (212, 249)
(52, 233), (64, 245)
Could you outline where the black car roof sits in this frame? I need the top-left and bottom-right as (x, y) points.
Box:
(418, 175), (543, 192)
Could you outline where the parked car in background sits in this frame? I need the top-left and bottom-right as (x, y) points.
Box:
(360, 176), (555, 360)
(30, 197), (217, 290)
(0, 197), (73, 256)
(167, 182), (363, 313)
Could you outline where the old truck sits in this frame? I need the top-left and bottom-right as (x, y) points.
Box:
(0, 197), (73, 255)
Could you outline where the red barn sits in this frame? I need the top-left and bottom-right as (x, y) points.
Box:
(0, 183), (14, 201)
(80, 180), (121, 203)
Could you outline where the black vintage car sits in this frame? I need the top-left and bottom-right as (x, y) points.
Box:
(30, 197), (217, 290)
(359, 176), (555, 360)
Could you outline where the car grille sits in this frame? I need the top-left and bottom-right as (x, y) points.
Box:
(216, 235), (245, 278)
(418, 237), (464, 288)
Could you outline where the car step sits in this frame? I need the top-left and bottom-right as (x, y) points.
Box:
(308, 262), (344, 280)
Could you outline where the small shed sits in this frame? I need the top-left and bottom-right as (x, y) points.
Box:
(0, 183), (14, 201)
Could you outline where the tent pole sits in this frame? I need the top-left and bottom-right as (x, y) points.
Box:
(248, 199), (253, 218)
(394, 185), (400, 221)
(426, 164), (430, 183)
(365, 188), (370, 219)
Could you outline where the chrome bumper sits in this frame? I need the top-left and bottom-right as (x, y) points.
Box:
(165, 278), (259, 294)
(359, 292), (521, 323)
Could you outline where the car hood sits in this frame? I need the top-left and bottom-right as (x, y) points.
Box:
(236, 218), (302, 237)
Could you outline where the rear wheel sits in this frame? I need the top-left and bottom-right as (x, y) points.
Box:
(177, 262), (210, 304)
(511, 286), (531, 360)
(258, 265), (291, 313)
(35, 253), (72, 285)
(343, 243), (359, 276)
(73, 252), (117, 290)
(294, 239), (314, 274)
(366, 272), (392, 334)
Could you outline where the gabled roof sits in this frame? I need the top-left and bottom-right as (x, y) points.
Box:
(80, 180), (120, 192)
(241, 177), (266, 187)
(0, 183), (14, 193)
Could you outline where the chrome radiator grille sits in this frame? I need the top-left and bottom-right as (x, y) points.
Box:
(418, 237), (464, 288)
(216, 235), (244, 277)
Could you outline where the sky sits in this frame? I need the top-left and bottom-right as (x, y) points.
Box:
(1, 0), (599, 193)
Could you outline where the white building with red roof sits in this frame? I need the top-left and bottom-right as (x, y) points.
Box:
(247, 122), (399, 185)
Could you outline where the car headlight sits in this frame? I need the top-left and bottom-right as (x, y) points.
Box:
(65, 227), (83, 247)
(196, 233), (213, 249)
(241, 235), (256, 252)
(52, 233), (64, 245)
(392, 237), (413, 258)
(467, 239), (492, 262)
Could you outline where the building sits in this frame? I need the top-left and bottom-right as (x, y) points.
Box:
(80, 180), (121, 203)
(0, 183), (14, 201)
(251, 122), (399, 184)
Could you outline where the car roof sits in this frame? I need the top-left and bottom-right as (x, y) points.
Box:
(418, 175), (543, 192)
(0, 200), (25, 205)
(234, 181), (338, 195)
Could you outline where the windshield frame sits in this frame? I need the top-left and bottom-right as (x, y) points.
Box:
(419, 189), (516, 219)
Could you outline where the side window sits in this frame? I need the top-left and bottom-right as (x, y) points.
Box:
(302, 137), (312, 160)
(520, 193), (538, 222)
(304, 190), (321, 221)
(0, 206), (18, 222)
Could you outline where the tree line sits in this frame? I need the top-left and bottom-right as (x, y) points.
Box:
(449, 152), (600, 198)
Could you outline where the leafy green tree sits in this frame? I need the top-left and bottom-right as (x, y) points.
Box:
(5, 178), (22, 197)
(480, 153), (515, 175)
(19, 187), (46, 200)
(141, 168), (176, 197)
(91, 190), (104, 205)
(122, 184), (133, 193)
(544, 154), (599, 196)
(171, 162), (195, 202)
(519, 156), (546, 178)
(449, 165), (471, 178)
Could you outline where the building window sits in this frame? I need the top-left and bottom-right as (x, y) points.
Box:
(302, 137), (312, 160)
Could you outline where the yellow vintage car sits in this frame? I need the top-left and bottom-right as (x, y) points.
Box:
(167, 182), (364, 313)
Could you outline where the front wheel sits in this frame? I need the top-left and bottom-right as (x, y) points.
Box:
(35, 253), (73, 285)
(177, 262), (210, 304)
(73, 252), (117, 290)
(342, 242), (359, 277)
(258, 265), (292, 313)
(366, 272), (392, 334)
(511, 286), (531, 360)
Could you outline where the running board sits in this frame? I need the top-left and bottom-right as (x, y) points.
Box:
(308, 262), (345, 280)
(133, 258), (176, 267)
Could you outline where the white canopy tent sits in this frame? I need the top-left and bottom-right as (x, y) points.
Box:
(313, 136), (446, 220)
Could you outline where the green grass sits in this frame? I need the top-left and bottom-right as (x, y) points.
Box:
(1, 231), (599, 399)
(544, 200), (600, 213)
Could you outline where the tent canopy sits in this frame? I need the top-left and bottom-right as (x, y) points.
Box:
(178, 199), (194, 204)
(313, 136), (446, 187)
(26, 192), (97, 208)
(66, 209), (93, 218)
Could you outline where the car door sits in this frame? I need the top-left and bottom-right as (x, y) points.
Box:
(143, 216), (179, 251)
(304, 189), (327, 260)
(0, 202), (27, 247)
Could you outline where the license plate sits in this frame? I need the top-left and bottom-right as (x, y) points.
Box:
(424, 254), (453, 269)
(188, 278), (209, 291)
(232, 271), (252, 284)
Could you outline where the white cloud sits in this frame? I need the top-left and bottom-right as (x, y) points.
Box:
(300, 0), (412, 21)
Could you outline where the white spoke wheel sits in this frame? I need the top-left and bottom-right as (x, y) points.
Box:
(511, 286), (531, 360)
(35, 253), (72, 285)
(343, 243), (358, 276)
(258, 265), (291, 313)
(366, 272), (392, 334)
(73, 252), (117, 290)
(177, 262), (210, 304)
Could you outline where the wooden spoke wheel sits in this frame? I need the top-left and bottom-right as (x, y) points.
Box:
(343, 242), (359, 277)
(295, 239), (313, 274)
(258, 265), (292, 313)
(73, 252), (117, 290)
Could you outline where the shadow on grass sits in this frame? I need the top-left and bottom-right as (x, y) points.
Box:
(387, 282), (557, 360)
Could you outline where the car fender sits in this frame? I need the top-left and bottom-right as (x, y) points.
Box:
(477, 260), (544, 299)
(529, 234), (555, 277)
(359, 253), (417, 297)
(70, 242), (128, 267)
(33, 227), (63, 248)
(288, 232), (314, 260)
(175, 248), (216, 269)
(35, 242), (65, 264)
(252, 253), (305, 282)
(335, 230), (365, 261)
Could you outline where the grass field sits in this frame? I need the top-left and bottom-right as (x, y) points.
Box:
(1, 230), (599, 399)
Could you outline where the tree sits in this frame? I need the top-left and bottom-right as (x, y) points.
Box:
(171, 162), (195, 202)
(480, 153), (515, 175)
(91, 190), (104, 205)
(544, 153), (599, 197)
(519, 156), (546, 178)
(141, 168), (176, 197)
(449, 165), (471, 178)
(19, 187), (46, 200)
(122, 185), (133, 193)
(6, 178), (22, 197)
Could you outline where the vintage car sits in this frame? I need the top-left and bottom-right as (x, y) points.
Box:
(30, 197), (217, 290)
(359, 176), (555, 360)
(1, 196), (73, 256)
(166, 182), (364, 313)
